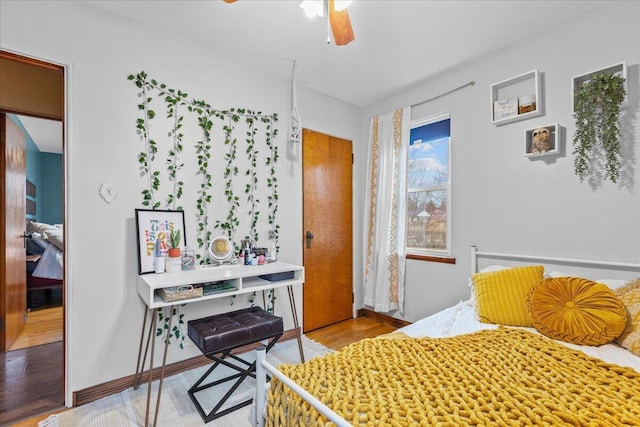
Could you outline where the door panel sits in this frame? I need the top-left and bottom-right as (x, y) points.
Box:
(303, 129), (353, 332)
(1, 113), (27, 350)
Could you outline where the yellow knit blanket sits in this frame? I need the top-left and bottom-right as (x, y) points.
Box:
(267, 328), (640, 426)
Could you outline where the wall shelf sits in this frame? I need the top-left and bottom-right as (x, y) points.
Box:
(491, 69), (542, 126)
(572, 61), (627, 113)
(524, 123), (561, 158)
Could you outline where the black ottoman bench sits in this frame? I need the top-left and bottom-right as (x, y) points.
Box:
(187, 306), (284, 423)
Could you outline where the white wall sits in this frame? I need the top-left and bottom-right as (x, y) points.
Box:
(0, 0), (361, 404)
(361, 2), (640, 322)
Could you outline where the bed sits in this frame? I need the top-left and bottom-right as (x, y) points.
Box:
(254, 246), (640, 426)
(26, 221), (63, 305)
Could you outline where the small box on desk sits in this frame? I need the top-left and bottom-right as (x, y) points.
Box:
(259, 271), (294, 282)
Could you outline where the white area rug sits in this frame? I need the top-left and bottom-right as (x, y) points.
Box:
(43, 337), (331, 427)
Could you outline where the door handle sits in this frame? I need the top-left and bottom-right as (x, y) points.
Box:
(23, 231), (32, 248)
(306, 231), (314, 249)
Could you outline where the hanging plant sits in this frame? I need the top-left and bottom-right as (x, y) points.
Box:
(573, 73), (626, 183)
(193, 101), (214, 264)
(264, 114), (280, 248)
(161, 87), (187, 210)
(215, 112), (241, 250)
(245, 112), (260, 244)
(128, 71), (161, 209)
(156, 306), (186, 349)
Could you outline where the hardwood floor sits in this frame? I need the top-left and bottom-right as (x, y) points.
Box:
(1, 342), (64, 426)
(1, 307), (64, 427)
(3, 315), (396, 426)
(8, 307), (63, 351)
(306, 316), (397, 350)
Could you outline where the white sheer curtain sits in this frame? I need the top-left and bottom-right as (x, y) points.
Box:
(363, 107), (410, 314)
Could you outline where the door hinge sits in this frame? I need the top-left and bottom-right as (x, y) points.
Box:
(352, 153), (354, 164)
(352, 292), (354, 303)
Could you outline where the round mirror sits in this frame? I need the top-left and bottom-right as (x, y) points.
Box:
(208, 236), (234, 264)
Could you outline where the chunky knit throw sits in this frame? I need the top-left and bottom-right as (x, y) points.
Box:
(267, 328), (640, 426)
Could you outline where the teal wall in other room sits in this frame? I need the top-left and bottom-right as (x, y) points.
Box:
(41, 152), (63, 224)
(9, 114), (62, 224)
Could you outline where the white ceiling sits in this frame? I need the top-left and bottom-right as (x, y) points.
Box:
(84, 0), (602, 108)
(18, 115), (63, 154)
(15, 1), (605, 150)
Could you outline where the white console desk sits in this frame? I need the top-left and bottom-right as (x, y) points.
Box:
(135, 261), (305, 427)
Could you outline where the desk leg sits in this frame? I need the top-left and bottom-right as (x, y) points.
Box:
(287, 285), (305, 362)
(144, 309), (157, 427)
(152, 306), (173, 427)
(134, 308), (152, 390)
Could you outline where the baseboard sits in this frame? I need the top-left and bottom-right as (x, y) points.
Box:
(356, 308), (411, 329)
(72, 327), (300, 407)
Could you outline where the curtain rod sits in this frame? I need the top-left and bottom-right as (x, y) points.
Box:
(411, 81), (476, 108)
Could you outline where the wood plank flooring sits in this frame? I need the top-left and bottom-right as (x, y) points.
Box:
(8, 307), (63, 351)
(306, 316), (397, 350)
(1, 341), (64, 426)
(1, 307), (64, 426)
(5, 315), (396, 426)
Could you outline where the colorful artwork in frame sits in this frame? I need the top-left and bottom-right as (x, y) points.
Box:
(135, 209), (186, 274)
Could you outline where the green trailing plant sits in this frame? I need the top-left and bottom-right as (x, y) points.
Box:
(128, 71), (282, 343)
(193, 101), (214, 264)
(128, 72), (160, 209)
(245, 112), (260, 244)
(161, 86), (188, 210)
(215, 113), (241, 251)
(573, 73), (626, 183)
(264, 114), (280, 249)
(156, 307), (186, 349)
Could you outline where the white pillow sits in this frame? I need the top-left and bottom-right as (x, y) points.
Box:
(30, 221), (57, 234)
(43, 228), (64, 250)
(545, 270), (629, 290)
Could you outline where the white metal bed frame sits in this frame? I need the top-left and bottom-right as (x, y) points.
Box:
(253, 245), (640, 426)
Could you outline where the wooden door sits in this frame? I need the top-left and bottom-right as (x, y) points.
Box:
(1, 113), (27, 350)
(303, 129), (353, 332)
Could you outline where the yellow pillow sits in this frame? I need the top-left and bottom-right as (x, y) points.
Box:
(614, 278), (640, 356)
(527, 277), (627, 346)
(472, 265), (544, 327)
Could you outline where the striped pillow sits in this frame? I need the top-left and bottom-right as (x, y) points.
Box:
(472, 265), (544, 327)
(615, 278), (640, 356)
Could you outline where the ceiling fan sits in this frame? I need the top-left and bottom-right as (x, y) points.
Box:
(223, 0), (355, 46)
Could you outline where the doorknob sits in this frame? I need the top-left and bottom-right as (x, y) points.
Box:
(306, 231), (314, 249)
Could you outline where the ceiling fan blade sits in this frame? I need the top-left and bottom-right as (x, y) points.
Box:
(328, 0), (355, 46)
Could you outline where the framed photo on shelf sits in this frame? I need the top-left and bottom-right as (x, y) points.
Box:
(135, 209), (186, 275)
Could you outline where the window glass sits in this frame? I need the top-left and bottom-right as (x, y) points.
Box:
(407, 116), (450, 254)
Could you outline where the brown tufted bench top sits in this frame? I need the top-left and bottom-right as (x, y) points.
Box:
(188, 306), (283, 355)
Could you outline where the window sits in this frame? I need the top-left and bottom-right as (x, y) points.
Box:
(406, 114), (451, 256)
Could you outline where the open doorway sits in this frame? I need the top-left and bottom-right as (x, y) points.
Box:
(0, 50), (65, 424)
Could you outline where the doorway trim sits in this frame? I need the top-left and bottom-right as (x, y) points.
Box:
(1, 46), (72, 407)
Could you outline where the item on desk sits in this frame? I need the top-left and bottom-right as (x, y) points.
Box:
(244, 243), (250, 265)
(259, 271), (294, 282)
(182, 246), (195, 271)
(200, 281), (238, 295)
(157, 285), (203, 302)
(153, 239), (165, 274)
(258, 254), (265, 265)
(165, 255), (182, 273)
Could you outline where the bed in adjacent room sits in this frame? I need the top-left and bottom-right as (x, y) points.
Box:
(26, 221), (63, 305)
(255, 246), (640, 426)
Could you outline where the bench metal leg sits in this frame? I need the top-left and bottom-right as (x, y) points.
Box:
(188, 332), (283, 423)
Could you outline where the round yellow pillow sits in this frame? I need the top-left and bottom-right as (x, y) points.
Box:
(527, 277), (627, 346)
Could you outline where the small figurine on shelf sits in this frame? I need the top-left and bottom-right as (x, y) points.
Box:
(530, 127), (551, 154)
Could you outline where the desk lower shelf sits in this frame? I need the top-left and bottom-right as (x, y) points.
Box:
(137, 261), (304, 309)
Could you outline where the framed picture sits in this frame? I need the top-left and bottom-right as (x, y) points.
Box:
(135, 209), (186, 275)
